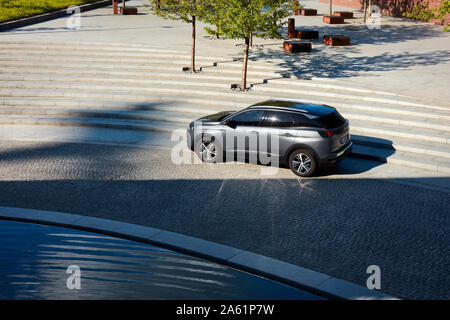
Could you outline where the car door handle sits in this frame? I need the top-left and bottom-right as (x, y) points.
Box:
(248, 131), (259, 134)
(281, 133), (295, 137)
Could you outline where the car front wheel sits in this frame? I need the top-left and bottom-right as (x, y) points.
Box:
(195, 139), (220, 163)
(289, 149), (317, 177)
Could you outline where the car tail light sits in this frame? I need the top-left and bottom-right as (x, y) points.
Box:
(318, 130), (337, 137)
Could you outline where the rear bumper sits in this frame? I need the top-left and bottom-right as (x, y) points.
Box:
(320, 141), (353, 165)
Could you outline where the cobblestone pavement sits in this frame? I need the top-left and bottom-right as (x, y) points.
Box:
(0, 140), (449, 299)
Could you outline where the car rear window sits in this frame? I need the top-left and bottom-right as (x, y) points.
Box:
(313, 111), (346, 129)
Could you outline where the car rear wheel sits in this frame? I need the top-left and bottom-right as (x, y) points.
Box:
(195, 139), (220, 163)
(289, 149), (317, 177)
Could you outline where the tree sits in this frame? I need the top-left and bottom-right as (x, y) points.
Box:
(363, 0), (367, 23)
(152, 0), (206, 72)
(201, 1), (225, 39)
(204, 0), (294, 90)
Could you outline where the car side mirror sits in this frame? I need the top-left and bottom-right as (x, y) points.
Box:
(226, 120), (237, 129)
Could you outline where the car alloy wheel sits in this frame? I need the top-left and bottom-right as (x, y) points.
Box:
(289, 149), (317, 177)
(200, 141), (216, 161)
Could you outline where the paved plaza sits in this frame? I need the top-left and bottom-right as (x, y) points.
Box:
(1, 0), (449, 102)
(0, 0), (449, 300)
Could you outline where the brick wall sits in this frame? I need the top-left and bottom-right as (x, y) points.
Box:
(318, 0), (448, 24)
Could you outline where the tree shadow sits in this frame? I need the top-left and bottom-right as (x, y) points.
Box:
(247, 44), (450, 79)
(282, 15), (447, 46)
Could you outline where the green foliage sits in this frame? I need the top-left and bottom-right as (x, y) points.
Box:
(403, 0), (449, 30)
(0, 0), (99, 23)
(293, 0), (303, 12)
(151, 0), (207, 24)
(203, 0), (294, 41)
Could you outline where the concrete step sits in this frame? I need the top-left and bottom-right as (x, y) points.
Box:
(340, 110), (449, 132)
(0, 40), (447, 107)
(252, 83), (450, 112)
(0, 50), (273, 72)
(265, 78), (450, 109)
(0, 46), (282, 71)
(352, 145), (450, 174)
(1, 78), (449, 122)
(0, 48), (223, 64)
(0, 60), (281, 82)
(0, 53), (448, 110)
(2, 68), (447, 113)
(0, 124), (177, 150)
(349, 120), (450, 145)
(351, 135), (450, 159)
(0, 115), (184, 134)
(1, 105), (449, 161)
(0, 83), (260, 105)
(0, 106), (197, 124)
(1, 73), (448, 131)
(0, 74), (254, 90)
(0, 67), (264, 85)
(2, 99), (449, 140)
(0, 55), (281, 78)
(0, 40), (203, 53)
(0, 97), (238, 112)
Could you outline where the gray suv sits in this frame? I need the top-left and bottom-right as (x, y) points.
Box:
(187, 100), (352, 177)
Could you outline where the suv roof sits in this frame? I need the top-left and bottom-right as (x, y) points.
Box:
(249, 100), (335, 116)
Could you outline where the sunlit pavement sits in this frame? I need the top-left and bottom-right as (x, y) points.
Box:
(1, 0), (449, 301)
(1, 0), (449, 102)
(0, 139), (448, 299)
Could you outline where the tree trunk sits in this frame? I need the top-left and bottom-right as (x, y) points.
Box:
(363, 0), (367, 23)
(191, 16), (196, 72)
(241, 36), (250, 90)
(329, 0), (333, 16)
(368, 0), (372, 18)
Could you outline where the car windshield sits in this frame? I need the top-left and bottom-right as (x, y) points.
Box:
(200, 111), (235, 122)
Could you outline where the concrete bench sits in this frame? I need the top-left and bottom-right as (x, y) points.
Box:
(323, 35), (351, 46)
(288, 18), (297, 38)
(283, 41), (312, 53)
(323, 16), (345, 24)
(296, 30), (319, 40)
(301, 9), (317, 16)
(121, 7), (138, 15)
(333, 11), (354, 19)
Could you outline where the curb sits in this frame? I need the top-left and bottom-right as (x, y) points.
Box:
(0, 0), (112, 32)
(0, 206), (396, 300)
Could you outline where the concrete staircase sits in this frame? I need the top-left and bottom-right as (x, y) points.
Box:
(0, 41), (449, 173)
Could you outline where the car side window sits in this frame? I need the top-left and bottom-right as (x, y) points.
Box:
(229, 110), (264, 126)
(262, 111), (295, 127)
(291, 113), (317, 127)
